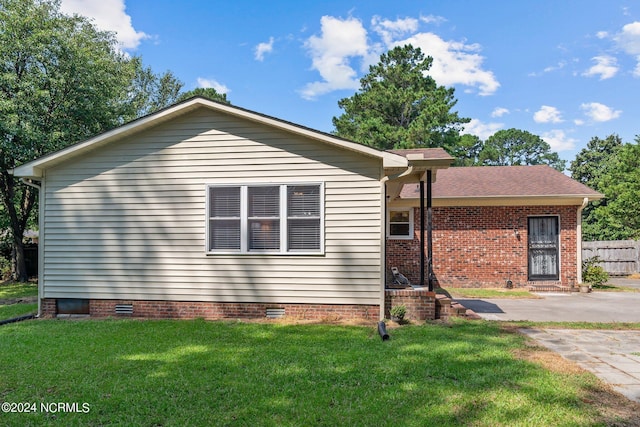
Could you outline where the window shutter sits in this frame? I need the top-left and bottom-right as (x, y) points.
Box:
(287, 185), (321, 251)
(209, 187), (241, 250)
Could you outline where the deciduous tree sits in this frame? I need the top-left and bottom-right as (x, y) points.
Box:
(0, 0), (179, 280)
(479, 128), (566, 171)
(582, 138), (640, 240)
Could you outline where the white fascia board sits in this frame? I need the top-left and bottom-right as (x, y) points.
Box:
(389, 194), (604, 208)
(13, 99), (203, 178)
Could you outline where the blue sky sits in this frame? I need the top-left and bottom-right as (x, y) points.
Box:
(60, 0), (640, 165)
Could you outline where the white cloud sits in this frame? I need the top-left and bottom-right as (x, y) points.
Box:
(196, 78), (230, 94)
(574, 119), (585, 126)
(613, 21), (640, 76)
(60, 0), (148, 50)
(371, 16), (418, 46)
(580, 102), (621, 122)
(615, 21), (640, 55)
(582, 55), (618, 80)
(491, 107), (509, 118)
(420, 15), (447, 25)
(397, 32), (500, 95)
(300, 16), (369, 100)
(301, 14), (499, 99)
(543, 60), (567, 73)
(541, 130), (577, 152)
(634, 59), (640, 77)
(462, 119), (503, 140)
(596, 31), (609, 39)
(533, 105), (563, 123)
(254, 37), (274, 61)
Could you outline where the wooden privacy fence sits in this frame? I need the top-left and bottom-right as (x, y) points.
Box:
(582, 240), (640, 276)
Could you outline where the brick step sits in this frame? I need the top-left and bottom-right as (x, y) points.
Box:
(528, 285), (574, 293)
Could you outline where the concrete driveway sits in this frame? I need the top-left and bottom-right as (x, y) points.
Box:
(457, 291), (640, 322)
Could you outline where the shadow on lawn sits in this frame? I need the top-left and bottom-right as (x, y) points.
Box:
(1, 319), (636, 426)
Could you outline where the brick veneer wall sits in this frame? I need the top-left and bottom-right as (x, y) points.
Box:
(386, 205), (578, 288)
(384, 289), (436, 321)
(39, 298), (380, 321)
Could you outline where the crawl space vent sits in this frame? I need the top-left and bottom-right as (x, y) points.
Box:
(266, 308), (285, 319)
(115, 304), (134, 315)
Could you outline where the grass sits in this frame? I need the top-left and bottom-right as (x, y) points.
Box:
(592, 283), (640, 292)
(0, 318), (633, 426)
(443, 287), (539, 299)
(0, 282), (37, 300)
(0, 282), (37, 321)
(0, 303), (37, 320)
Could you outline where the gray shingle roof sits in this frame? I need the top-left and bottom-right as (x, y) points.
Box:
(399, 165), (602, 199)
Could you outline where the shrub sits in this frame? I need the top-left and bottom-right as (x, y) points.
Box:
(582, 257), (609, 288)
(390, 304), (407, 320)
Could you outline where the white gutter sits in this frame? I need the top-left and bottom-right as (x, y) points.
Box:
(576, 197), (589, 284)
(19, 178), (42, 318)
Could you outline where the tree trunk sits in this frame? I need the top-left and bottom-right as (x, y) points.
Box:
(0, 170), (36, 283)
(12, 236), (28, 282)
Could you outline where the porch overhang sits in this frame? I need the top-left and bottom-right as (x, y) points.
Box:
(384, 148), (454, 199)
(383, 148), (454, 293)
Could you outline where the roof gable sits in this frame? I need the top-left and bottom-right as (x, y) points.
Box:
(12, 97), (408, 178)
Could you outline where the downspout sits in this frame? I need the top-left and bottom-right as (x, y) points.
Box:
(19, 178), (42, 318)
(380, 176), (389, 321)
(380, 165), (415, 320)
(576, 197), (588, 285)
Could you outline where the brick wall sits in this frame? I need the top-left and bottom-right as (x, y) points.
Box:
(40, 298), (380, 321)
(386, 205), (578, 288)
(384, 289), (436, 321)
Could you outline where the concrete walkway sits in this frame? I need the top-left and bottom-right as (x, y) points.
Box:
(455, 288), (640, 403)
(520, 328), (640, 403)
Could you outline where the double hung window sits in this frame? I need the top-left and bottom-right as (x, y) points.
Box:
(207, 184), (322, 254)
(387, 209), (414, 239)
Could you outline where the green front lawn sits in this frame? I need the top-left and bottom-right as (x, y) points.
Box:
(444, 287), (539, 299)
(0, 319), (629, 426)
(0, 303), (37, 321)
(0, 282), (37, 300)
(0, 282), (37, 321)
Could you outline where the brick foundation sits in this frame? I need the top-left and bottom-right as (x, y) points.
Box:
(40, 298), (380, 321)
(387, 205), (578, 288)
(384, 289), (436, 321)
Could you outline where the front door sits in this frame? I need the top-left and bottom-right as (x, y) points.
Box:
(528, 216), (559, 281)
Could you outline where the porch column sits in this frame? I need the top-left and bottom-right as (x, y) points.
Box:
(427, 170), (433, 291)
(419, 171), (434, 291)
(419, 180), (425, 286)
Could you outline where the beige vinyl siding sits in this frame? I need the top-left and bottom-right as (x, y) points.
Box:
(42, 108), (383, 305)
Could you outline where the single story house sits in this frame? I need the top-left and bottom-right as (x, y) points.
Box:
(12, 97), (602, 321)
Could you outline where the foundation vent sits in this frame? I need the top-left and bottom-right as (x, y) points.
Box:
(115, 304), (134, 315)
(266, 308), (285, 319)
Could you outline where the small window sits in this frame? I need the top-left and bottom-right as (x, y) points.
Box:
(387, 209), (413, 239)
(207, 183), (323, 254)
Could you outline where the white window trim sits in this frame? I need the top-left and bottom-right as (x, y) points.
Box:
(206, 182), (325, 255)
(387, 208), (414, 240)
